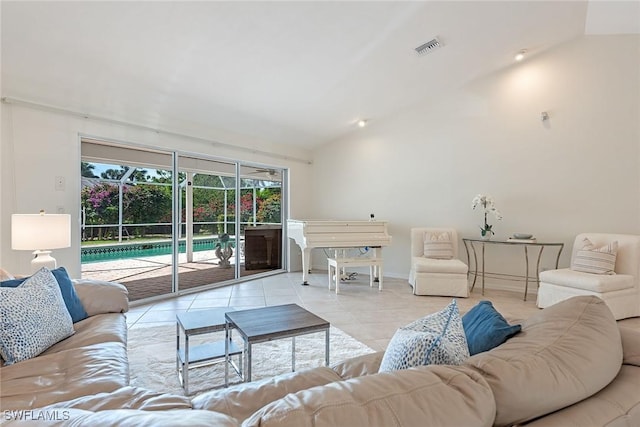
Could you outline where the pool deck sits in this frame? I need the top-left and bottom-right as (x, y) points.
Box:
(81, 250), (274, 301)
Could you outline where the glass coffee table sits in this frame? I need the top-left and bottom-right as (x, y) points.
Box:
(176, 307), (243, 394)
(224, 304), (330, 383)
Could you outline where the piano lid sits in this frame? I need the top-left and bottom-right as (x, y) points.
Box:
(287, 219), (388, 226)
(287, 219), (391, 248)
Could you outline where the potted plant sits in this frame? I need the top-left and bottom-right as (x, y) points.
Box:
(472, 194), (503, 239)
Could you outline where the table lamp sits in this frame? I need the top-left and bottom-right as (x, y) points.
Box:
(11, 210), (71, 273)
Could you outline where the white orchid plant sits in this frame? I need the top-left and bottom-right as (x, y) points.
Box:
(472, 194), (503, 237)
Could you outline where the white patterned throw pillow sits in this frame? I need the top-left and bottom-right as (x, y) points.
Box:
(571, 238), (618, 275)
(0, 268), (74, 365)
(423, 231), (454, 259)
(379, 300), (469, 372)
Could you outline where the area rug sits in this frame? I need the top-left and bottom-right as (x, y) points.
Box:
(127, 324), (375, 396)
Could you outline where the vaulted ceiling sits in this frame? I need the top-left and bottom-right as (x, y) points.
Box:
(2, 1), (638, 148)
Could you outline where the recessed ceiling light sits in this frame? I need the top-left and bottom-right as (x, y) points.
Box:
(357, 119), (367, 128)
(515, 50), (526, 61)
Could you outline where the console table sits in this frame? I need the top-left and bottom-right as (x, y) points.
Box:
(462, 238), (564, 301)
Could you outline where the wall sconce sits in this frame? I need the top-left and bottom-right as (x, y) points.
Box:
(541, 112), (549, 121)
(11, 210), (71, 273)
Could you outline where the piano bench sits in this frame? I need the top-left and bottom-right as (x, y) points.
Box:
(327, 257), (383, 293)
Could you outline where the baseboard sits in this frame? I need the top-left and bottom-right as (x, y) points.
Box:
(380, 271), (409, 280)
(292, 267), (537, 296)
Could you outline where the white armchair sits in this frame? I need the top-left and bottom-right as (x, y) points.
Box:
(537, 233), (640, 320)
(408, 227), (469, 297)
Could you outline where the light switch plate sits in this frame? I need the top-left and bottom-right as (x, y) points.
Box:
(55, 176), (65, 191)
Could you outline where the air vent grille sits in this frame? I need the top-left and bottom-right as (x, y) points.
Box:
(415, 38), (442, 56)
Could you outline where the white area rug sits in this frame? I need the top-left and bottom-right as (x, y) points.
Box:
(128, 324), (375, 396)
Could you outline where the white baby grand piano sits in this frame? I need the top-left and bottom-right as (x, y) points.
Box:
(287, 219), (392, 285)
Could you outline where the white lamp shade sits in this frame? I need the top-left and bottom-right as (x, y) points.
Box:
(11, 213), (71, 250)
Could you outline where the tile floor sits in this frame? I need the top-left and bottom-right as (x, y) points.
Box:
(127, 271), (640, 351)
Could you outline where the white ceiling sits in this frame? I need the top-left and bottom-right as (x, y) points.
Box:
(1, 1), (638, 149)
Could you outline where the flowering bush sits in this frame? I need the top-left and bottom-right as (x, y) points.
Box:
(472, 194), (503, 237)
(256, 193), (281, 224)
(82, 183), (122, 226)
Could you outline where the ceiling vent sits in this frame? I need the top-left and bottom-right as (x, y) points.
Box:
(415, 37), (442, 56)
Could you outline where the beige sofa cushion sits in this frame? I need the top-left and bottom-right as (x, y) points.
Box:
(243, 365), (495, 427)
(72, 279), (129, 316)
(0, 267), (14, 280)
(41, 386), (193, 412)
(192, 366), (343, 422)
(331, 351), (384, 380)
(194, 352), (386, 423)
(620, 325), (640, 366)
(0, 342), (128, 411)
(518, 364), (640, 427)
(42, 313), (127, 355)
(1, 408), (239, 427)
(464, 295), (622, 427)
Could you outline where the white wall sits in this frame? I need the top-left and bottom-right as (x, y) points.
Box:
(0, 106), (313, 277)
(310, 35), (640, 287)
(3, 35), (638, 286)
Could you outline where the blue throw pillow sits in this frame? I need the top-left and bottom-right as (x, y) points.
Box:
(462, 300), (521, 355)
(1, 267), (88, 323)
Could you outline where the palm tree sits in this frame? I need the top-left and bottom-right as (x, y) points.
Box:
(128, 168), (150, 182)
(100, 167), (126, 180)
(100, 166), (150, 182)
(81, 162), (98, 178)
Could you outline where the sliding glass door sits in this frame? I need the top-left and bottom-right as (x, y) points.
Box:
(80, 138), (287, 302)
(81, 140), (177, 301)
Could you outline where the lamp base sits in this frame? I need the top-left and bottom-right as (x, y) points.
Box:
(31, 250), (57, 273)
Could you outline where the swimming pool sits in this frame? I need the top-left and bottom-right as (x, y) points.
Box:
(81, 238), (235, 263)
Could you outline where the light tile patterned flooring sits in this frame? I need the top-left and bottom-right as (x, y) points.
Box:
(127, 271), (640, 352)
